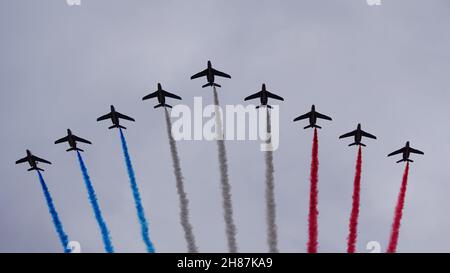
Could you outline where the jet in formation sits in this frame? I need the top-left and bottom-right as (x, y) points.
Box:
(293, 105), (332, 129)
(55, 129), (92, 152)
(190, 60), (231, 88)
(142, 83), (182, 108)
(97, 105), (135, 129)
(339, 123), (377, 146)
(388, 141), (424, 163)
(244, 84), (284, 109)
(16, 150), (51, 172)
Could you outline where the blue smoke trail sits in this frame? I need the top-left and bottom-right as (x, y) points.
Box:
(76, 151), (114, 253)
(37, 171), (70, 253)
(119, 128), (155, 253)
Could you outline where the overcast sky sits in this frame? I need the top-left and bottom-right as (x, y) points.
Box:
(1, 0), (450, 253)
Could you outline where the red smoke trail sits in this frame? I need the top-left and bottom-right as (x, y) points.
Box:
(307, 128), (319, 253)
(387, 162), (410, 253)
(347, 146), (362, 253)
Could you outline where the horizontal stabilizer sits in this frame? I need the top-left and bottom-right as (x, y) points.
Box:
(28, 167), (44, 172)
(109, 125), (126, 130)
(66, 147), (84, 152)
(397, 159), (413, 163)
(349, 142), (365, 147)
(154, 104), (172, 109)
(202, 82), (221, 88)
(304, 125), (322, 130)
(256, 105), (272, 109)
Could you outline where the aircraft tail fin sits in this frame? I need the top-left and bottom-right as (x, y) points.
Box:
(28, 167), (44, 172)
(304, 125), (322, 129)
(108, 124), (126, 130)
(202, 82), (221, 88)
(66, 147), (84, 152)
(154, 104), (172, 109)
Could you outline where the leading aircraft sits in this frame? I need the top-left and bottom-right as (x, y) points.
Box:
(97, 105), (135, 129)
(142, 83), (182, 108)
(190, 60), (231, 88)
(16, 150), (51, 172)
(388, 141), (424, 163)
(244, 84), (284, 109)
(293, 105), (332, 129)
(55, 129), (92, 152)
(339, 123), (377, 146)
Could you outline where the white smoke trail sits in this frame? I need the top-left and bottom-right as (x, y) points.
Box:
(264, 109), (278, 253)
(213, 87), (238, 253)
(164, 108), (198, 253)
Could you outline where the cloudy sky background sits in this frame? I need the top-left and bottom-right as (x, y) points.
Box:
(1, 0), (450, 253)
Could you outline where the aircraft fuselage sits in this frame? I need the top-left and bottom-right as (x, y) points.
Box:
(402, 143), (411, 160)
(67, 131), (77, 149)
(206, 62), (214, 83)
(157, 90), (166, 105)
(309, 112), (317, 126)
(260, 90), (268, 105)
(25, 150), (38, 168)
(354, 130), (363, 144)
(111, 111), (119, 126)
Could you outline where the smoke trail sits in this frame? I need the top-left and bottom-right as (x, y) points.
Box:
(37, 171), (70, 253)
(264, 109), (278, 253)
(119, 128), (155, 253)
(387, 162), (410, 253)
(163, 108), (198, 253)
(213, 87), (238, 253)
(76, 151), (114, 253)
(347, 146), (362, 253)
(307, 128), (319, 253)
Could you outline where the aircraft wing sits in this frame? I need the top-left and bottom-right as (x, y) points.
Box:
(54, 136), (69, 144)
(244, 91), (262, 101)
(388, 147), (405, 157)
(267, 91), (284, 101)
(190, 69), (208, 80)
(163, 91), (182, 100)
(97, 113), (112, 122)
(142, 91), (158, 100)
(116, 112), (135, 122)
(15, 156), (28, 164)
(339, 130), (357, 139)
(361, 130), (377, 139)
(293, 112), (310, 122)
(316, 112), (332, 121)
(73, 135), (92, 144)
(32, 155), (51, 164)
(410, 147), (424, 155)
(212, 68), (231, 79)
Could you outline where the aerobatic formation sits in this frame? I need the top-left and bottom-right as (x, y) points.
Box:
(16, 60), (423, 253)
